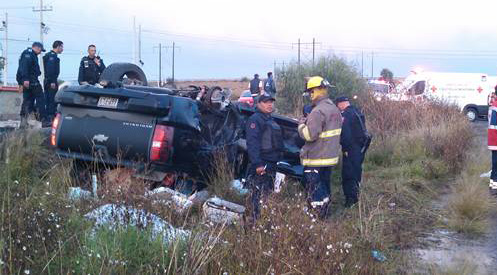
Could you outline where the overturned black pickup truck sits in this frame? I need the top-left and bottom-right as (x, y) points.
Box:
(52, 63), (304, 187)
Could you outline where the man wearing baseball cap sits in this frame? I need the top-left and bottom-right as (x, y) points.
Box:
(245, 92), (284, 221)
(16, 42), (49, 127)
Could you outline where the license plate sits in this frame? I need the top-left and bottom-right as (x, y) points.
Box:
(97, 97), (119, 108)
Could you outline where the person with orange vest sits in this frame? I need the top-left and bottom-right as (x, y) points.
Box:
(488, 89), (497, 190)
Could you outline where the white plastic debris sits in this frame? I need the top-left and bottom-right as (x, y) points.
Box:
(146, 187), (193, 213)
(274, 172), (286, 193)
(480, 170), (491, 178)
(84, 203), (190, 242)
(231, 179), (249, 195)
(68, 187), (93, 201)
(91, 174), (98, 198)
(189, 190), (209, 205)
(203, 197), (245, 225)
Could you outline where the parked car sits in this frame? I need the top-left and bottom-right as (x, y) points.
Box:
(237, 90), (254, 107)
(52, 63), (304, 189)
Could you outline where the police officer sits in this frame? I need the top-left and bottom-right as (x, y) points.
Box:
(246, 92), (283, 220)
(78, 44), (105, 85)
(335, 96), (367, 207)
(249, 74), (262, 101)
(43, 40), (63, 121)
(16, 42), (49, 126)
(298, 76), (342, 217)
(263, 72), (276, 97)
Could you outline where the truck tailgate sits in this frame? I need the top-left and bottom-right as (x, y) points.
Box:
(57, 106), (155, 162)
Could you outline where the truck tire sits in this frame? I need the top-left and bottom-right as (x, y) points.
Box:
(100, 63), (148, 86)
(465, 107), (478, 122)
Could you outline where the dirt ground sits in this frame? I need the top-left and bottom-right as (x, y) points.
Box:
(414, 120), (497, 274)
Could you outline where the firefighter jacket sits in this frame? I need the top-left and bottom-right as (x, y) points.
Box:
(298, 97), (342, 167)
(488, 99), (497, 150)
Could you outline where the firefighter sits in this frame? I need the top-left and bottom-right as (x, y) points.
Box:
(246, 92), (284, 220)
(43, 40), (63, 121)
(78, 44), (105, 85)
(335, 96), (368, 207)
(298, 76), (342, 217)
(16, 42), (49, 127)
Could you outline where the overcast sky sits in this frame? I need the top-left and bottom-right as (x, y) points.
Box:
(2, 0), (497, 83)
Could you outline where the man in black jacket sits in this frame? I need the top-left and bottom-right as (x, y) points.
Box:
(16, 42), (49, 126)
(246, 93), (283, 220)
(78, 44), (105, 85)
(336, 96), (367, 207)
(43, 40), (63, 121)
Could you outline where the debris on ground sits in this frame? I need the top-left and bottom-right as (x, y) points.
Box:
(68, 187), (93, 201)
(231, 179), (249, 195)
(371, 250), (387, 262)
(480, 170), (491, 178)
(146, 187), (194, 213)
(203, 197), (245, 225)
(189, 190), (210, 205)
(84, 203), (190, 242)
(101, 168), (147, 198)
(274, 172), (286, 193)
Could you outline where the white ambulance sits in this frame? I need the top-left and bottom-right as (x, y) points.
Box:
(394, 70), (497, 121)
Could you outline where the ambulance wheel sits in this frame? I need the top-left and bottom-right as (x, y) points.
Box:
(465, 107), (477, 122)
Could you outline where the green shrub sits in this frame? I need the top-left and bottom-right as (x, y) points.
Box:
(275, 55), (367, 115)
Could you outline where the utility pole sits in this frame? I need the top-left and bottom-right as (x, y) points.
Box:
(298, 38), (300, 66)
(172, 42), (175, 83)
(371, 51), (374, 79)
(153, 43), (167, 86)
(32, 0), (52, 44)
(292, 39), (321, 66)
(133, 16), (136, 65)
(138, 24), (143, 66)
(1, 13), (7, 85)
(361, 51), (364, 78)
(312, 38), (315, 66)
(164, 42), (180, 83)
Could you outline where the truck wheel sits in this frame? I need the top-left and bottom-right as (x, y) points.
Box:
(465, 107), (478, 122)
(99, 63), (148, 86)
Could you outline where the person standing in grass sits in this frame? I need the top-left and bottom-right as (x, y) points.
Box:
(298, 76), (342, 218)
(335, 96), (369, 207)
(488, 89), (497, 191)
(245, 93), (284, 221)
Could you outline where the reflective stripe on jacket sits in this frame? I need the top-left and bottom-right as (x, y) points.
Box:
(298, 97), (342, 167)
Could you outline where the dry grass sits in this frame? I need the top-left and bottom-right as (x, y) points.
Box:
(0, 94), (478, 273)
(446, 145), (496, 236)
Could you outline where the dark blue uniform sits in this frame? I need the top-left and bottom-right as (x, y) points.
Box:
(340, 105), (366, 206)
(16, 48), (47, 121)
(43, 50), (60, 120)
(78, 56), (105, 85)
(246, 109), (283, 220)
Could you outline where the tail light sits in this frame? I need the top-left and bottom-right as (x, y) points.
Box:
(150, 125), (174, 162)
(50, 113), (61, 146)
